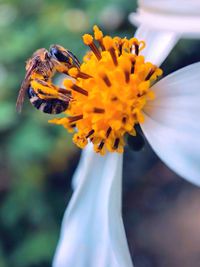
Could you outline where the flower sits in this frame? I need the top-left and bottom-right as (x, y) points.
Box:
(48, 26), (200, 267)
(129, 0), (200, 66)
(49, 26), (162, 155)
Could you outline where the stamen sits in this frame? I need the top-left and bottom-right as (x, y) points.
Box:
(98, 140), (105, 150)
(122, 117), (127, 123)
(145, 68), (155, 81)
(68, 68), (92, 79)
(82, 34), (102, 60)
(124, 71), (130, 83)
(111, 96), (118, 101)
(131, 60), (135, 74)
(99, 72), (112, 87)
(134, 43), (139, 56)
(106, 127), (112, 138)
(93, 25), (105, 51)
(109, 47), (118, 66)
(103, 36), (118, 66)
(58, 88), (72, 95)
(113, 138), (120, 150)
(93, 107), (105, 113)
(78, 72), (92, 79)
(86, 129), (95, 138)
(68, 114), (83, 123)
(71, 84), (88, 96)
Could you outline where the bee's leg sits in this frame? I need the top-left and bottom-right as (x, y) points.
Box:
(31, 79), (71, 102)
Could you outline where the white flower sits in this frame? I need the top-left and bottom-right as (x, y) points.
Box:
(54, 59), (200, 267)
(129, 0), (200, 66)
(53, 18), (200, 266)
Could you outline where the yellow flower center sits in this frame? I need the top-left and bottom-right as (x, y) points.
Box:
(49, 26), (162, 155)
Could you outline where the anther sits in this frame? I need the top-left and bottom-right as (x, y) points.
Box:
(82, 34), (102, 60)
(68, 114), (83, 123)
(86, 129), (95, 138)
(113, 138), (120, 150)
(145, 68), (155, 81)
(134, 43), (139, 56)
(93, 107), (105, 113)
(58, 88), (72, 95)
(122, 117), (127, 123)
(93, 25), (105, 51)
(106, 127), (112, 138)
(131, 62), (135, 74)
(98, 140), (105, 150)
(71, 84), (88, 96)
(109, 47), (118, 66)
(124, 71), (130, 83)
(78, 71), (92, 79)
(68, 68), (92, 79)
(102, 74), (111, 87)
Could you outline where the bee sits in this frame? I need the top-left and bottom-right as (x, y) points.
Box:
(16, 45), (80, 114)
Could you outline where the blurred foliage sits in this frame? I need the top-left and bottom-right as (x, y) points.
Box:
(0, 0), (136, 266)
(0, 0), (200, 266)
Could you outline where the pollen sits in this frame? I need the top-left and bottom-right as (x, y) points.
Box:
(49, 26), (162, 155)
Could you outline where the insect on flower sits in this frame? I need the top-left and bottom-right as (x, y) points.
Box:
(49, 26), (163, 155)
(16, 45), (80, 114)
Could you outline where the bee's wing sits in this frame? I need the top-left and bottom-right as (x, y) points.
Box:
(16, 63), (36, 113)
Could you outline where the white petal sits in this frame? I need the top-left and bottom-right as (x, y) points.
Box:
(72, 145), (95, 190)
(141, 62), (200, 185)
(53, 147), (133, 267)
(130, 10), (200, 37)
(133, 24), (178, 66)
(139, 0), (200, 16)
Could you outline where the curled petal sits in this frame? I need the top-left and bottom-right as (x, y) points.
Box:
(53, 144), (133, 267)
(141, 62), (200, 185)
(133, 25), (178, 66)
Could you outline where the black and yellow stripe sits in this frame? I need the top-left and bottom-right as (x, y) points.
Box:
(27, 87), (69, 114)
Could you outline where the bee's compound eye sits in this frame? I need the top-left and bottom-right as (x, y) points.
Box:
(49, 47), (70, 63)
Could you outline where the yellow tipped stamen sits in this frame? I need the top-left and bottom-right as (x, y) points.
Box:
(68, 68), (92, 79)
(103, 36), (118, 66)
(93, 107), (105, 113)
(109, 47), (118, 66)
(68, 114), (83, 123)
(93, 25), (105, 51)
(86, 129), (95, 138)
(102, 74), (112, 87)
(71, 84), (88, 96)
(83, 34), (102, 60)
(98, 140), (105, 150)
(106, 127), (112, 138)
(113, 138), (120, 150)
(64, 79), (88, 96)
(145, 68), (156, 81)
(49, 26), (162, 155)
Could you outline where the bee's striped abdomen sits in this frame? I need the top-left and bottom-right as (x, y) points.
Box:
(27, 87), (69, 114)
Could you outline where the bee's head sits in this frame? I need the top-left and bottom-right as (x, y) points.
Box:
(49, 44), (80, 68)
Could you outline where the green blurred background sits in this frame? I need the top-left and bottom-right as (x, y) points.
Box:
(0, 0), (200, 266)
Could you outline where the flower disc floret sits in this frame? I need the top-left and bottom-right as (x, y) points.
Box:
(49, 26), (162, 155)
